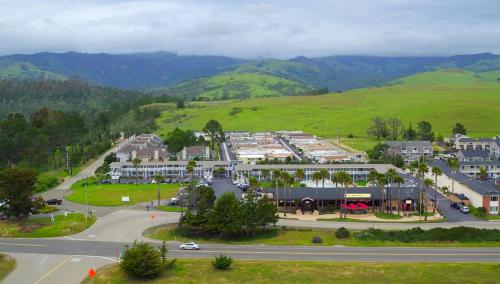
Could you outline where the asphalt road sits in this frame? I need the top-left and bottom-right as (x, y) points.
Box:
(2, 238), (500, 263)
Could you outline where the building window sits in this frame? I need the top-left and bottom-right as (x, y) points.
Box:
(491, 196), (499, 202)
(490, 206), (498, 213)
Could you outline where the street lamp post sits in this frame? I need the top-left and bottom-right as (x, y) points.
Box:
(85, 178), (89, 224)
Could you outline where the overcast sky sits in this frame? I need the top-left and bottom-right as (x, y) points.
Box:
(0, 0), (499, 58)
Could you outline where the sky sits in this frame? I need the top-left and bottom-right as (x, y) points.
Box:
(0, 0), (499, 58)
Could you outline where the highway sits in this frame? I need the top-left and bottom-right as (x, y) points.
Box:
(2, 238), (500, 263)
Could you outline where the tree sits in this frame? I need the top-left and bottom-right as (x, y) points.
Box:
(423, 178), (434, 220)
(176, 99), (185, 109)
(388, 117), (402, 140)
(0, 167), (39, 218)
(311, 171), (322, 212)
(132, 158), (142, 184)
(478, 166), (488, 181)
(367, 170), (380, 213)
(207, 192), (244, 238)
(202, 120), (224, 151)
(336, 171), (352, 218)
(431, 167), (442, 214)
(418, 163), (430, 220)
(154, 174), (164, 206)
(272, 169), (282, 212)
(318, 169), (328, 213)
(166, 128), (188, 154)
(294, 168), (305, 182)
(120, 241), (164, 279)
(261, 169), (270, 181)
(452, 123), (467, 135)
(256, 196), (278, 229)
(447, 158), (459, 194)
(367, 117), (389, 140)
(385, 168), (398, 214)
(393, 175), (405, 215)
(367, 143), (389, 162)
(417, 121), (434, 141)
(403, 123), (417, 141)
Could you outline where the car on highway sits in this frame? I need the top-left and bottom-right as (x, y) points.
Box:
(45, 198), (63, 205)
(179, 242), (200, 250)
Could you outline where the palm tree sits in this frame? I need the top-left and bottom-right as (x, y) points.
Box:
(272, 169), (282, 212)
(318, 169), (328, 213)
(311, 171), (322, 212)
(367, 170), (380, 213)
(377, 174), (388, 214)
(154, 174), (164, 207)
(447, 158), (459, 194)
(431, 166), (442, 214)
(280, 172), (291, 215)
(336, 171), (352, 219)
(287, 174), (295, 214)
(423, 178), (434, 220)
(185, 160), (196, 211)
(417, 163), (429, 219)
(261, 169), (270, 181)
(132, 158), (142, 185)
(385, 168), (398, 214)
(295, 169), (305, 183)
(393, 175), (405, 216)
(478, 166), (488, 181)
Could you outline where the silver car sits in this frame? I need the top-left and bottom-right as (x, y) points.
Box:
(179, 242), (200, 250)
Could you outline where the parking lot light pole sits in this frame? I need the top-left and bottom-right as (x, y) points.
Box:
(85, 178), (89, 224)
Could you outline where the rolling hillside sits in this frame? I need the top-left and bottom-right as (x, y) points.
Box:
(2, 52), (500, 91)
(155, 70), (500, 149)
(151, 72), (311, 100)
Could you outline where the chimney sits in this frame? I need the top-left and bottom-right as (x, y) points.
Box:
(132, 150), (137, 159)
(154, 150), (159, 161)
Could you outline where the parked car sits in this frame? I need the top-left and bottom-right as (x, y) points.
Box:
(460, 206), (470, 214)
(167, 198), (178, 206)
(179, 242), (200, 250)
(45, 198), (63, 205)
(100, 179), (111, 184)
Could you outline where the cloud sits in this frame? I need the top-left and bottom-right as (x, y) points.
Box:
(0, 0), (499, 58)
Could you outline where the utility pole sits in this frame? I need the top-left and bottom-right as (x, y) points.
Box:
(337, 128), (340, 147)
(85, 178), (89, 224)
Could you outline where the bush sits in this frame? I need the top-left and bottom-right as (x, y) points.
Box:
(335, 227), (350, 239)
(475, 207), (487, 218)
(347, 133), (355, 138)
(120, 241), (163, 279)
(212, 254), (233, 270)
(312, 236), (322, 243)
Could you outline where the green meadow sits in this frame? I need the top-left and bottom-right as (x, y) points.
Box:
(156, 73), (500, 150)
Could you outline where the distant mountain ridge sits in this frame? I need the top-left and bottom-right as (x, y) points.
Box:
(1, 51), (500, 91)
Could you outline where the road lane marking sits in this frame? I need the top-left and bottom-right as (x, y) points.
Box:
(169, 249), (500, 257)
(0, 242), (47, 247)
(34, 255), (72, 284)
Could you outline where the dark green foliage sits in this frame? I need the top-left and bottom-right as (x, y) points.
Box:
(354, 227), (500, 243)
(229, 107), (242, 116)
(212, 255), (233, 270)
(165, 128), (204, 154)
(403, 123), (417, 140)
(367, 143), (389, 161)
(452, 122), (467, 135)
(0, 167), (41, 218)
(120, 241), (176, 279)
(312, 236), (322, 243)
(417, 121), (435, 141)
(176, 99), (185, 109)
(335, 227), (350, 239)
(367, 117), (389, 140)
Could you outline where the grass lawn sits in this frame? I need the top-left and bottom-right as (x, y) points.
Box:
(66, 182), (180, 206)
(156, 79), (500, 141)
(144, 224), (500, 247)
(470, 206), (500, 220)
(375, 212), (403, 219)
(0, 213), (95, 238)
(82, 259), (500, 284)
(0, 254), (15, 281)
(156, 205), (187, 212)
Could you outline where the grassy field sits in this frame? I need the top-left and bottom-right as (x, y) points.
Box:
(152, 72), (310, 100)
(156, 205), (187, 212)
(156, 71), (500, 150)
(82, 259), (500, 284)
(0, 254), (15, 281)
(0, 213), (95, 238)
(66, 182), (180, 207)
(144, 225), (500, 247)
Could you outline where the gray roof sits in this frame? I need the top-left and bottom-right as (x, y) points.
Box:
(385, 141), (432, 147)
(234, 163), (396, 172)
(428, 160), (500, 196)
(458, 138), (496, 143)
(109, 160), (230, 167)
(457, 149), (491, 159)
(262, 187), (420, 200)
(459, 160), (500, 166)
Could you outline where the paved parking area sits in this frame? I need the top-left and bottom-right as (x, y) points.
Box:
(211, 178), (241, 198)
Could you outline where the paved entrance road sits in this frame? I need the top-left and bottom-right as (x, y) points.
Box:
(2, 238), (500, 263)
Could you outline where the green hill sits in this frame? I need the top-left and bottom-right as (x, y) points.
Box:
(152, 73), (311, 100)
(156, 76), (500, 149)
(391, 69), (500, 85)
(0, 60), (65, 80)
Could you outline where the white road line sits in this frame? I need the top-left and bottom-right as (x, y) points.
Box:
(279, 138), (302, 161)
(0, 242), (47, 247)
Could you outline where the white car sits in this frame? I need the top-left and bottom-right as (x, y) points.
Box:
(460, 206), (470, 214)
(179, 242), (200, 250)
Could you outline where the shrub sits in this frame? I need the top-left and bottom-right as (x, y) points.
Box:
(312, 236), (322, 243)
(475, 207), (487, 218)
(120, 241), (163, 279)
(212, 254), (233, 270)
(335, 227), (350, 239)
(347, 133), (355, 138)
